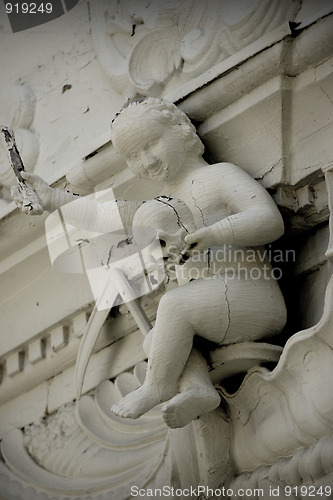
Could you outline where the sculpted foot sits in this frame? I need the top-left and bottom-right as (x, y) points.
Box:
(162, 388), (221, 429)
(111, 383), (176, 419)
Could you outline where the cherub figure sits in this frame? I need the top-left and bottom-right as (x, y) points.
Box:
(132, 196), (222, 428)
(12, 98), (287, 428)
(109, 98), (287, 421)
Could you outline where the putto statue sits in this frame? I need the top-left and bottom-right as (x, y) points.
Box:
(12, 98), (287, 428)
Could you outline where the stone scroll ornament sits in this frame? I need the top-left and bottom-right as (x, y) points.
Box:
(0, 126), (43, 215)
(91, 0), (301, 98)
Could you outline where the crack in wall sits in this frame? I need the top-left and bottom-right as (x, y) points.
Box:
(243, 392), (269, 426)
(255, 159), (280, 181)
(316, 82), (333, 107)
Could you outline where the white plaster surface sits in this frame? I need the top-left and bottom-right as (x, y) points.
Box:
(1, 2), (333, 498)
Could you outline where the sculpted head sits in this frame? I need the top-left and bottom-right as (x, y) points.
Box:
(111, 98), (204, 181)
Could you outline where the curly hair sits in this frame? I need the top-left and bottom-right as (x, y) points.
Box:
(111, 97), (204, 156)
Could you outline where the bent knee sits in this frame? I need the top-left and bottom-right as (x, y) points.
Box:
(158, 289), (187, 316)
(143, 328), (154, 355)
(159, 289), (179, 307)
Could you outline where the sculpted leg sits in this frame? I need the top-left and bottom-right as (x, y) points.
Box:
(123, 327), (220, 426)
(111, 276), (286, 420)
(111, 291), (196, 418)
(162, 348), (221, 428)
(111, 279), (229, 419)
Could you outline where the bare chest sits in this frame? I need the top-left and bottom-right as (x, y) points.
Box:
(162, 177), (230, 229)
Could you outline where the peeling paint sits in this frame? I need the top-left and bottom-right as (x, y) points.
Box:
(62, 84), (72, 94)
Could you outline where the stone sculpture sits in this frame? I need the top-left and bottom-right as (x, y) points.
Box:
(132, 197), (221, 428)
(12, 98), (287, 428)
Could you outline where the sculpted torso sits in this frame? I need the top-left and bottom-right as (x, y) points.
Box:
(164, 164), (231, 226)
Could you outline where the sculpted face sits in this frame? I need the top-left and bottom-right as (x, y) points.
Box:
(111, 98), (204, 182)
(113, 119), (189, 182)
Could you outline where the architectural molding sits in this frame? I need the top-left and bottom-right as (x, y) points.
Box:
(65, 13), (333, 195)
(90, 0), (300, 100)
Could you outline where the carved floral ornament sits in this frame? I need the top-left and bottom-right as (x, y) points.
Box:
(91, 0), (300, 98)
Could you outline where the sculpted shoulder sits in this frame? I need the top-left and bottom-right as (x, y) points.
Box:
(195, 161), (245, 179)
(192, 162), (251, 193)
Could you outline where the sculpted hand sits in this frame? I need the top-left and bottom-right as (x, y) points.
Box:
(11, 172), (52, 214)
(184, 227), (215, 252)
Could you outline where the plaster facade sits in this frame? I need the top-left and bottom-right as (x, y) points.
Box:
(1, 1), (333, 498)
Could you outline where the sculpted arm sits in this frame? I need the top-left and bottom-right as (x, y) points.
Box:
(12, 172), (142, 232)
(185, 163), (284, 249)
